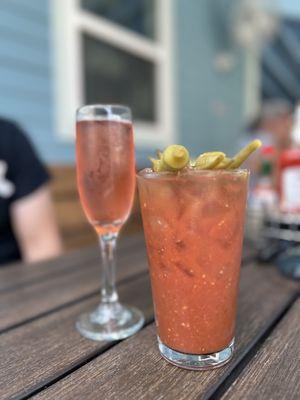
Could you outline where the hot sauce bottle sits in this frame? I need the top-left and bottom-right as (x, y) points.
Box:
(279, 105), (300, 213)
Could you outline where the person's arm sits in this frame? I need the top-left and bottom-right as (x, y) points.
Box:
(10, 185), (63, 263)
(4, 121), (63, 263)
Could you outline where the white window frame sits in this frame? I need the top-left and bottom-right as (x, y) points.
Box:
(244, 47), (261, 122)
(51, 0), (175, 148)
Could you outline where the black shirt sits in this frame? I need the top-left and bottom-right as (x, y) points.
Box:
(0, 119), (49, 266)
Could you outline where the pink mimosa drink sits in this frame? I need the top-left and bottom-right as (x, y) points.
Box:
(75, 105), (144, 342)
(76, 119), (135, 235)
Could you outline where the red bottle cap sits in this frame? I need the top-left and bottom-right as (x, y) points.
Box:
(261, 145), (275, 156)
(280, 148), (300, 166)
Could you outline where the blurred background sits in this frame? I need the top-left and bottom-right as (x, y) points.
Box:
(1, 0), (300, 258)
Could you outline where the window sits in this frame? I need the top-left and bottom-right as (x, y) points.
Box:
(51, 0), (174, 147)
(83, 33), (155, 122)
(81, 0), (155, 39)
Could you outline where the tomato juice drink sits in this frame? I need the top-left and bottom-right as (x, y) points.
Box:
(137, 168), (248, 369)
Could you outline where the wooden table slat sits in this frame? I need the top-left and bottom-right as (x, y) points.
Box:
(0, 273), (152, 400)
(0, 236), (255, 296)
(31, 265), (299, 400)
(0, 244), (147, 332)
(0, 234), (144, 293)
(220, 298), (300, 400)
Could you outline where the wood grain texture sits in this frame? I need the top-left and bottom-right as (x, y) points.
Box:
(221, 298), (300, 400)
(33, 265), (299, 400)
(0, 239), (147, 332)
(0, 274), (152, 400)
(0, 246), (98, 293)
(0, 234), (144, 292)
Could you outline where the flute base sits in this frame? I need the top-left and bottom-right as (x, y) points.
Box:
(158, 337), (234, 370)
(76, 302), (144, 341)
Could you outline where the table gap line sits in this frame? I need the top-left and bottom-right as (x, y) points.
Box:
(18, 316), (155, 400)
(0, 269), (148, 336)
(203, 291), (300, 400)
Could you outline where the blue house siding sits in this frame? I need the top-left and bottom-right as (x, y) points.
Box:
(174, 0), (245, 156)
(0, 0), (248, 164)
(0, 0), (74, 163)
(278, 0), (300, 17)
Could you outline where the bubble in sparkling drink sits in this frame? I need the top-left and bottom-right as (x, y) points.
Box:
(76, 119), (135, 235)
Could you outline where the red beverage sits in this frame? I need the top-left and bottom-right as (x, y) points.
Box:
(75, 105), (144, 342)
(76, 120), (135, 235)
(137, 169), (248, 362)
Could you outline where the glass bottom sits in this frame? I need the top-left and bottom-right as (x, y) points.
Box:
(158, 337), (234, 370)
(76, 302), (144, 341)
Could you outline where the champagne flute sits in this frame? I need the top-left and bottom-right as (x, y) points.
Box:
(75, 104), (144, 341)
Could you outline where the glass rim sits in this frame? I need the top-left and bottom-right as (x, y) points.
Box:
(77, 104), (132, 122)
(137, 168), (249, 180)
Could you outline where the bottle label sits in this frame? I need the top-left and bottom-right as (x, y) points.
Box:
(281, 166), (300, 211)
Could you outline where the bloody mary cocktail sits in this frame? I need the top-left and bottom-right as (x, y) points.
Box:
(137, 168), (248, 369)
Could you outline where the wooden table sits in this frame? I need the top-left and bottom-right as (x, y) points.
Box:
(0, 234), (299, 400)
